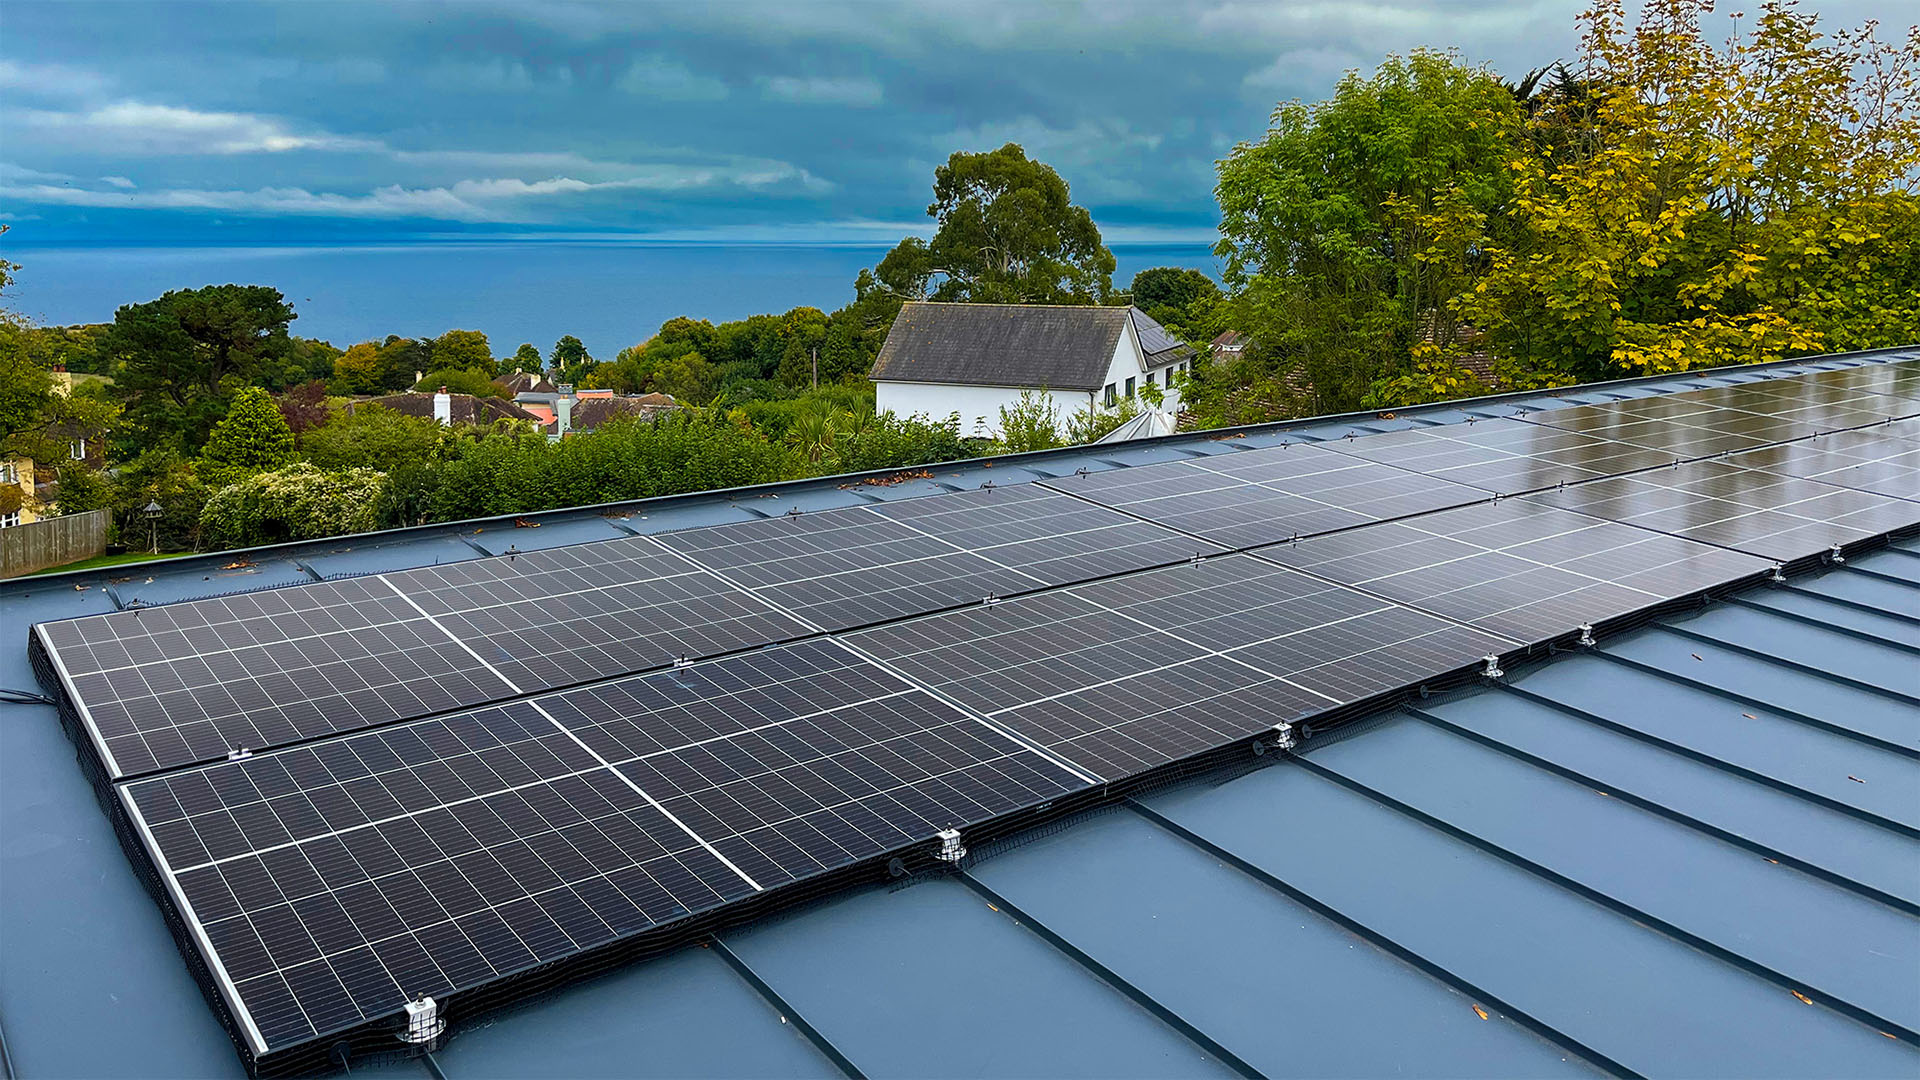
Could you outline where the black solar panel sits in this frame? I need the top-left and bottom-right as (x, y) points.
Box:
(655, 483), (1217, 630)
(1258, 500), (1773, 643)
(35, 578), (518, 779)
(1720, 423), (1920, 501)
(119, 639), (1086, 1057)
(1796, 360), (1920, 402)
(1324, 419), (1676, 495)
(1041, 441), (1487, 547)
(1524, 458), (1920, 561)
(388, 540), (811, 690)
(844, 554), (1507, 780)
(1671, 375), (1919, 427)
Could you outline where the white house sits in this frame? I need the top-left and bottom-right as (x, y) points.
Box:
(869, 302), (1197, 439)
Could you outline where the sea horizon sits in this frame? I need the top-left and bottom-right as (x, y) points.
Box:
(3, 239), (1222, 361)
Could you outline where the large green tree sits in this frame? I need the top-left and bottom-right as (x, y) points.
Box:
(432, 329), (493, 372)
(1215, 50), (1521, 411)
(876, 143), (1115, 304)
(108, 284), (298, 448)
(199, 385), (296, 488)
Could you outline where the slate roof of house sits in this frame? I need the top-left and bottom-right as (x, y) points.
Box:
(1, 346), (1915, 1080)
(361, 391), (544, 426)
(493, 371), (557, 396)
(870, 302), (1184, 392)
(562, 394), (677, 433)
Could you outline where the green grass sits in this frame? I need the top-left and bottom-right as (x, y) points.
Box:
(29, 550), (189, 576)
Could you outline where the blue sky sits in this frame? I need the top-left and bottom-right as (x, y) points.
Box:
(0, 1), (1893, 248)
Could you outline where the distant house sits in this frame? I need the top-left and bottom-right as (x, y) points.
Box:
(1210, 330), (1249, 361)
(493, 369), (557, 397)
(362, 388), (545, 427)
(555, 392), (677, 436)
(870, 302), (1196, 438)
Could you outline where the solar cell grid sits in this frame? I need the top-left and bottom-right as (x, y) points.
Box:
(1525, 458), (1920, 561)
(1323, 419), (1676, 495)
(655, 483), (1217, 630)
(38, 578), (518, 779)
(1798, 361), (1920, 401)
(1722, 424), (1920, 501)
(845, 554), (1507, 780)
(1040, 441), (1488, 547)
(1258, 500), (1772, 643)
(121, 639), (1087, 1055)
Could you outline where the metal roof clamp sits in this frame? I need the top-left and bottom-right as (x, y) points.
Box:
(1768, 562), (1788, 583)
(983, 593), (1001, 606)
(1271, 720), (1298, 753)
(933, 828), (966, 863)
(400, 995), (445, 1047)
(1189, 552), (1207, 565)
(785, 505), (805, 517)
(1480, 653), (1505, 679)
(1828, 543), (1846, 564)
(226, 747), (253, 762)
(672, 653), (693, 668)
(1075, 466), (1090, 479)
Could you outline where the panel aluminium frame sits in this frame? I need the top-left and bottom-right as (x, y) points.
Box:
(115, 637), (1089, 1064)
(33, 537), (812, 780)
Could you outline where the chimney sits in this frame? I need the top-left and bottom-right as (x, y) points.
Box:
(433, 385), (452, 426)
(414, 369), (424, 385)
(556, 394), (572, 436)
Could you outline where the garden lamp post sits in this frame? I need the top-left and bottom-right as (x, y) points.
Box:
(144, 500), (163, 554)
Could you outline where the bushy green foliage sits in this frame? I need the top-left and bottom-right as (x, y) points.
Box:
(198, 385), (296, 488)
(834, 412), (972, 472)
(412, 367), (505, 398)
(53, 462), (114, 516)
(107, 284), (299, 449)
(432, 329), (493, 372)
(113, 450), (209, 552)
(426, 414), (802, 520)
(200, 463), (385, 548)
(993, 391), (1066, 454)
(302, 403), (444, 471)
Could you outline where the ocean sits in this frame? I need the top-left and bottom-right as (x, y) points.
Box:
(2, 241), (1221, 360)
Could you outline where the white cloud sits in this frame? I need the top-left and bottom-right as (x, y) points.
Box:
(0, 59), (113, 99)
(1, 161), (832, 222)
(0, 163), (75, 183)
(100, 175), (136, 189)
(17, 101), (384, 155)
(760, 75), (884, 107)
(615, 58), (729, 101)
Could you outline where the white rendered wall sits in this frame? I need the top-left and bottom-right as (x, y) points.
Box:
(875, 382), (1094, 439)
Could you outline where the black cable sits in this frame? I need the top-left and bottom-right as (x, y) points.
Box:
(0, 688), (56, 706)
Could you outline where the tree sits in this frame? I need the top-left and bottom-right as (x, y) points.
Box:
(107, 284), (298, 448)
(1127, 267), (1222, 338)
(510, 342), (543, 372)
(875, 143), (1116, 303)
(375, 336), (432, 390)
(413, 368), (505, 398)
(277, 381), (331, 435)
(550, 335), (591, 369)
(994, 391), (1065, 453)
(432, 329), (493, 372)
(775, 308), (832, 387)
(198, 385), (295, 488)
(331, 342), (386, 394)
(302, 403), (444, 472)
(1216, 50), (1522, 412)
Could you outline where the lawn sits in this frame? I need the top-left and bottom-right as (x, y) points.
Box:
(29, 550), (190, 576)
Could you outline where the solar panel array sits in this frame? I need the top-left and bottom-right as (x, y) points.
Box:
(29, 358), (1920, 1071)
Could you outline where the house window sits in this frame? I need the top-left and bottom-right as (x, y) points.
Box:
(1103, 383), (1116, 407)
(0, 511), (17, 529)
(0, 462), (16, 485)
(1125, 377), (1136, 399)
(1145, 371), (1156, 387)
(70, 438), (87, 460)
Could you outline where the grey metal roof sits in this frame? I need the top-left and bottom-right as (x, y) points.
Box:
(870, 302), (1146, 391)
(2, 346), (1916, 1079)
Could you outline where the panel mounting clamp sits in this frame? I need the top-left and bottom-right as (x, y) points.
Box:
(1481, 654), (1505, 679)
(933, 828), (966, 862)
(399, 995), (445, 1046)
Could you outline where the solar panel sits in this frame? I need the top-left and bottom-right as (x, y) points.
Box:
(844, 554), (1507, 781)
(1664, 380), (1917, 429)
(1717, 423), (1920, 501)
(1520, 403), (1824, 458)
(119, 638), (1087, 1060)
(1524, 458), (1920, 561)
(1323, 419), (1676, 495)
(1257, 500), (1773, 643)
(1795, 360), (1920, 402)
(1040, 441), (1488, 547)
(387, 539), (811, 690)
(34, 543), (811, 780)
(35, 577), (519, 780)
(655, 483), (1217, 630)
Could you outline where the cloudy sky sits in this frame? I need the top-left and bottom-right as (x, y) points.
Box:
(0, 1), (1893, 247)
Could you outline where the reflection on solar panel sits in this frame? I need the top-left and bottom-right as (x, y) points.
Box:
(655, 483), (1217, 630)
(1525, 458), (1920, 561)
(1522, 401), (1823, 457)
(845, 554), (1507, 780)
(1795, 359), (1920, 401)
(33, 544), (810, 779)
(1324, 419), (1676, 495)
(1040, 441), (1487, 547)
(1719, 423), (1920, 501)
(1667, 378), (1919, 428)
(35, 578), (518, 779)
(119, 639), (1086, 1058)
(1258, 500), (1772, 643)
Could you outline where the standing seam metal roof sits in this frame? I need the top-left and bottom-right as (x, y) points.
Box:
(2, 347), (1916, 1079)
